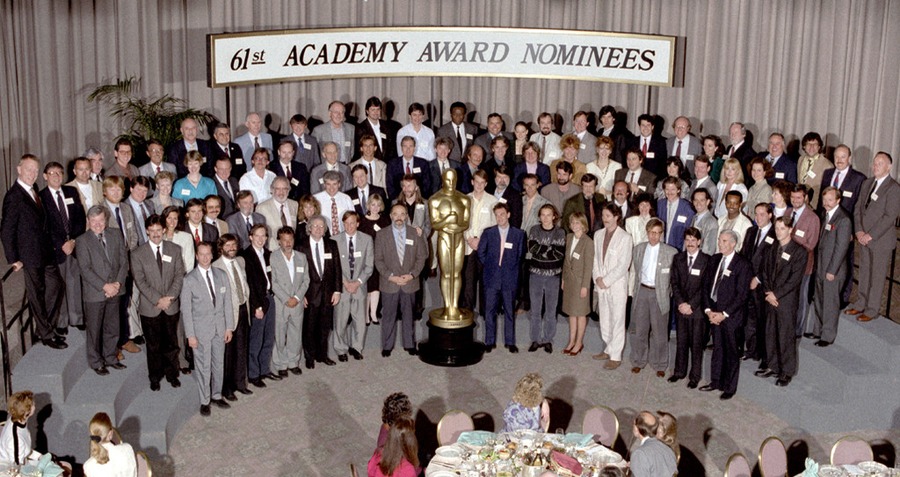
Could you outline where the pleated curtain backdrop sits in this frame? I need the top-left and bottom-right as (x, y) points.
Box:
(1, 0), (899, 197)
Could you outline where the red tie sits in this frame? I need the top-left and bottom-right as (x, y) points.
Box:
(675, 140), (682, 157)
(194, 227), (201, 244)
(406, 162), (412, 175)
(641, 139), (648, 157)
(156, 165), (161, 174)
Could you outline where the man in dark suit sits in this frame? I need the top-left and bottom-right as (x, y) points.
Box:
(40, 162), (87, 331)
(436, 101), (478, 162)
(474, 113), (515, 164)
(430, 137), (461, 195)
(669, 227), (711, 388)
(296, 215), (342, 368)
(627, 114), (668, 178)
(208, 122), (245, 177)
(287, 114), (320, 172)
(848, 152), (900, 323)
(212, 156), (240, 219)
(512, 141), (551, 192)
(700, 230), (752, 400)
(240, 224), (281, 387)
(481, 135), (512, 193)
(808, 188), (852, 346)
(270, 139), (310, 200)
(741, 203), (776, 364)
(614, 148), (657, 201)
(182, 199), (220, 258)
(1, 155), (67, 349)
(76, 206), (128, 374)
(492, 165), (523, 230)
(346, 164), (387, 217)
(562, 173), (605, 234)
(665, 116), (703, 176)
(478, 203), (526, 353)
(455, 144), (484, 195)
(167, 118), (212, 178)
(131, 214), (186, 390)
(725, 122), (757, 170)
(761, 133), (798, 186)
(386, 136), (432, 199)
(354, 96), (398, 161)
(657, 177), (695, 250)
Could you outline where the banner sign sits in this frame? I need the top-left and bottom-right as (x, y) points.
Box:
(208, 27), (676, 88)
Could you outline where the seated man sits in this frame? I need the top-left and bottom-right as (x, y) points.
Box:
(629, 411), (677, 477)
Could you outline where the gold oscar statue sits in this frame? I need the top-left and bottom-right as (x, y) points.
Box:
(428, 168), (474, 328)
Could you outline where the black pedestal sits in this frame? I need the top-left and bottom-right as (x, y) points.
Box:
(418, 321), (484, 367)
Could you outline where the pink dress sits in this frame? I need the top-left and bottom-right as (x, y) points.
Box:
(367, 451), (417, 477)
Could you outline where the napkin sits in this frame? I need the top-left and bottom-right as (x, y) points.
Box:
(801, 457), (819, 477)
(457, 430), (496, 446)
(562, 433), (595, 447)
(550, 450), (583, 476)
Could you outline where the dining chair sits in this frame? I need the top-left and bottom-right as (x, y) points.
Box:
(436, 409), (474, 446)
(724, 452), (752, 477)
(582, 405), (619, 448)
(136, 450), (152, 477)
(758, 436), (787, 477)
(830, 435), (873, 466)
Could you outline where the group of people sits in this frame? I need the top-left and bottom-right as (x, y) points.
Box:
(2, 97), (899, 423)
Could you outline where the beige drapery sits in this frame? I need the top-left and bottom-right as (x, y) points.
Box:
(2, 0), (899, 199)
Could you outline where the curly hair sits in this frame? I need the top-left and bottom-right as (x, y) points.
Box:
(381, 392), (412, 425)
(512, 373), (544, 408)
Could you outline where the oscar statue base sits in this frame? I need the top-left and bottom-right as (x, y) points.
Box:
(419, 308), (483, 367)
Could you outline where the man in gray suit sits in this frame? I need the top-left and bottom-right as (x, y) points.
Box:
(310, 142), (352, 194)
(629, 411), (678, 477)
(629, 219), (677, 377)
(225, 191), (266, 250)
(138, 139), (177, 178)
(474, 113), (515, 163)
(76, 206), (129, 375)
(666, 116), (703, 177)
(270, 227), (310, 377)
(808, 187), (852, 346)
(689, 155), (718, 204)
(333, 212), (374, 361)
(436, 101), (478, 162)
(182, 241), (233, 416)
(691, 189), (719, 256)
(234, 112), (274, 171)
(848, 152), (900, 322)
(312, 101), (356, 164)
(572, 111), (598, 165)
(374, 204), (429, 356)
(131, 214), (186, 390)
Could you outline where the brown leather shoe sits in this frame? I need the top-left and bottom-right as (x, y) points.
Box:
(656, 370), (666, 378)
(121, 340), (141, 353)
(604, 360), (621, 370)
(845, 308), (863, 316)
(856, 314), (874, 322)
(592, 352), (610, 361)
(631, 366), (641, 374)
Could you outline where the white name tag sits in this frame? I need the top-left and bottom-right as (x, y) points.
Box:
(126, 222), (133, 229)
(379, 133), (387, 139)
(676, 215), (686, 223)
(723, 269), (731, 277)
(775, 172), (785, 179)
(466, 133), (474, 140)
(162, 255), (172, 262)
(764, 236), (774, 244)
(63, 197), (74, 205)
(825, 223), (834, 231)
(181, 189), (190, 195)
(405, 238), (414, 245)
(343, 141), (351, 147)
(351, 198), (360, 205)
(871, 193), (879, 202)
(549, 152), (559, 159)
(579, 144), (586, 150)
(219, 286), (226, 293)
(690, 268), (701, 276)
(795, 230), (806, 238)
(290, 178), (299, 186)
(265, 266), (272, 272)
(373, 224), (381, 232)
(303, 143), (311, 150)
(481, 208), (490, 214)
(504, 242), (513, 249)
(416, 203), (425, 209)
(323, 253), (332, 260)
(685, 154), (695, 160)
(842, 190), (853, 198)
(781, 252), (791, 261)
(638, 185), (647, 191)
(499, 197), (507, 204)
(661, 268), (670, 274)
(318, 178), (324, 184)
(572, 252), (581, 260)
(646, 152), (655, 159)
(412, 167), (422, 174)
(296, 267), (304, 273)
(353, 251), (362, 258)
(236, 158), (244, 164)
(806, 170), (816, 179)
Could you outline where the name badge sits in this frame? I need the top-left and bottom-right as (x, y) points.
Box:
(353, 251), (362, 258)
(236, 158), (244, 165)
(265, 266), (272, 272)
(373, 224), (381, 232)
(291, 178), (299, 186)
(318, 178), (324, 184)
(405, 239), (414, 245)
(466, 133), (474, 140)
(781, 252), (791, 261)
(723, 269), (731, 277)
(126, 222), (133, 229)
(162, 255), (172, 262)
(296, 267), (304, 273)
(646, 152), (655, 159)
(416, 203), (425, 209)
(572, 252), (581, 260)
(481, 208), (490, 214)
(661, 268), (670, 274)
(63, 197), (74, 205)
(323, 253), (332, 260)
(676, 215), (687, 223)
(638, 185), (647, 191)
(504, 242), (513, 249)
(343, 141), (351, 147)
(775, 172), (785, 179)
(871, 193), (879, 202)
(379, 133), (387, 139)
(412, 167), (422, 174)
(181, 189), (190, 195)
(825, 224), (834, 231)
(690, 268), (701, 276)
(806, 170), (816, 179)
(219, 286), (226, 293)
(549, 152), (559, 159)
(579, 144), (586, 150)
(303, 143), (311, 150)
(795, 230), (805, 238)
(499, 197), (507, 204)
(685, 154), (695, 160)
(842, 190), (853, 198)
(764, 236), (774, 244)
(351, 198), (360, 205)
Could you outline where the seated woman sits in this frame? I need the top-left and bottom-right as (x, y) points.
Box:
(501, 373), (550, 432)
(82, 412), (137, 477)
(368, 417), (419, 477)
(656, 410), (680, 463)
(0, 390), (41, 465)
(377, 392), (412, 450)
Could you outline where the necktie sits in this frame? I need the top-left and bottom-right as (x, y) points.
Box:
(711, 257), (726, 301)
(397, 230), (406, 263)
(348, 236), (355, 277)
(223, 179), (233, 199)
(365, 163), (372, 185)
(315, 242), (323, 276)
(285, 164), (292, 181)
(675, 140), (682, 157)
(296, 138), (302, 153)
(140, 203), (149, 224)
(194, 227), (201, 244)
(832, 171), (841, 188)
(280, 204), (288, 227)
(156, 245), (163, 273)
(206, 270), (216, 306)
(56, 191), (70, 235)
(865, 180), (878, 208)
(254, 136), (260, 150)
(729, 145), (736, 157)
(792, 210), (799, 224)
(456, 125), (463, 152)
(156, 165), (162, 174)
(231, 261), (245, 304)
(31, 187), (42, 209)
(331, 198), (339, 235)
(756, 228), (763, 248)
(641, 139), (648, 156)
(627, 171), (635, 184)
(360, 190), (367, 211)
(246, 216), (252, 234)
(223, 146), (230, 158)
(541, 136), (547, 161)
(804, 157), (814, 182)
(406, 162), (412, 175)
(98, 232), (108, 260)
(115, 207), (126, 242)
(687, 254), (694, 271)
(589, 199), (595, 230)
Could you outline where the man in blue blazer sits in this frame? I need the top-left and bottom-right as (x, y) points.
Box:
(167, 118), (212, 178)
(761, 133), (798, 185)
(657, 177), (695, 250)
(234, 112), (274, 172)
(478, 202), (526, 353)
(386, 136), (432, 200)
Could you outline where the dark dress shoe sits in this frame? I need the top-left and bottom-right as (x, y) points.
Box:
(720, 392), (735, 400)
(668, 375), (684, 383)
(405, 348), (418, 356)
(180, 367), (193, 375)
(381, 350), (392, 357)
(349, 348), (363, 360)
(109, 362), (127, 370)
(289, 367), (303, 375)
(484, 345), (495, 353)
(698, 384), (717, 392)
(305, 360), (315, 369)
(740, 353), (755, 361)
(775, 376), (792, 387)
(94, 366), (109, 376)
(815, 340), (832, 347)
(528, 342), (540, 352)
(687, 381), (698, 389)
(169, 378), (182, 388)
(506, 345), (519, 353)
(56, 327), (68, 336)
(277, 370), (289, 378)
(631, 367), (641, 374)
(223, 393), (237, 402)
(803, 333), (820, 339)
(656, 370), (666, 378)
(150, 381), (161, 391)
(755, 368), (777, 378)
(200, 405), (211, 416)
(264, 372), (282, 381)
(543, 343), (552, 354)
(75, 324), (86, 331)
(132, 335), (145, 345)
(322, 358), (337, 366)
(236, 388), (254, 395)
(249, 378), (267, 388)
(338, 354), (348, 362)
(211, 398), (231, 409)
(43, 338), (68, 350)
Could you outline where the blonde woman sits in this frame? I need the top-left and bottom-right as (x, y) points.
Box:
(714, 158), (748, 218)
(501, 373), (550, 432)
(656, 410), (680, 463)
(149, 171), (183, 213)
(561, 212), (595, 356)
(83, 412), (137, 477)
(359, 194), (391, 325)
(586, 136), (621, 196)
(0, 391), (40, 465)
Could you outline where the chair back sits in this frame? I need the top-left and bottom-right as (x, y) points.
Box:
(436, 410), (474, 446)
(758, 436), (787, 477)
(582, 405), (619, 448)
(136, 450), (152, 477)
(830, 435), (873, 466)
(724, 452), (752, 477)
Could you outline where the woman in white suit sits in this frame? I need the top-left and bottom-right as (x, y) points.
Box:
(591, 203), (633, 370)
